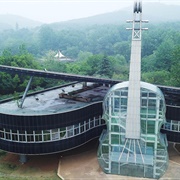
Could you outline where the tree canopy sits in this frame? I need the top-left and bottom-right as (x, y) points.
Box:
(0, 21), (179, 97)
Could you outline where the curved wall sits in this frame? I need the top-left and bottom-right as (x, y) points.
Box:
(160, 105), (180, 143)
(0, 103), (102, 131)
(166, 105), (180, 121)
(161, 130), (180, 143)
(0, 98), (179, 154)
(0, 126), (105, 155)
(0, 102), (105, 154)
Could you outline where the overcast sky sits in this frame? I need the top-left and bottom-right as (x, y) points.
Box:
(0, 0), (180, 23)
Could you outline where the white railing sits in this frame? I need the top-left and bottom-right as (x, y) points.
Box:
(0, 116), (105, 143)
(162, 120), (180, 132)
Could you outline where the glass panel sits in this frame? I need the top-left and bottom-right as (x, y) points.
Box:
(111, 125), (119, 133)
(121, 90), (128, 97)
(111, 134), (119, 144)
(52, 131), (59, 140)
(74, 125), (79, 135)
(141, 120), (146, 134)
(142, 92), (148, 97)
(147, 136), (155, 141)
(86, 122), (89, 130)
(172, 122), (178, 131)
(0, 132), (4, 138)
(95, 119), (99, 126)
(121, 98), (127, 106)
(147, 142), (154, 149)
(44, 134), (50, 141)
(148, 99), (156, 110)
(80, 125), (84, 133)
(141, 99), (147, 107)
(147, 121), (155, 134)
(5, 133), (11, 140)
(159, 99), (164, 111)
(141, 107), (147, 114)
(90, 121), (94, 128)
(35, 134), (42, 141)
(114, 91), (120, 96)
(19, 134), (26, 141)
(149, 93), (156, 97)
(43, 130), (51, 141)
(102, 145), (109, 153)
(114, 97), (120, 111)
(105, 99), (109, 114)
(27, 135), (34, 142)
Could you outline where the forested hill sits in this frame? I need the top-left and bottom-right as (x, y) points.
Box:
(0, 3), (179, 31)
(0, 14), (42, 30)
(50, 3), (180, 29)
(0, 2), (179, 95)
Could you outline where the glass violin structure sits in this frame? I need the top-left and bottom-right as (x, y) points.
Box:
(97, 1), (169, 178)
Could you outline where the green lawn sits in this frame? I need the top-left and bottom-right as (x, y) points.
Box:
(0, 150), (60, 180)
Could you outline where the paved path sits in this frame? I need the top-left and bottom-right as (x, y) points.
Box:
(57, 142), (180, 180)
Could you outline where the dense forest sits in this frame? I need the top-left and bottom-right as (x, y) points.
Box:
(0, 21), (179, 97)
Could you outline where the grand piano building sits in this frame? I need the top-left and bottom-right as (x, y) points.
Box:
(0, 81), (179, 162)
(0, 83), (108, 155)
(0, 0), (179, 178)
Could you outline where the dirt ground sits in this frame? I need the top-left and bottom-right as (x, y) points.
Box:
(0, 140), (180, 180)
(58, 140), (180, 180)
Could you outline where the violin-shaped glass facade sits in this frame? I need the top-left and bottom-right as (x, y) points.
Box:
(97, 81), (169, 179)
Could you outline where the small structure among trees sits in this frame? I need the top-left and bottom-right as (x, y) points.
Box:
(54, 50), (73, 62)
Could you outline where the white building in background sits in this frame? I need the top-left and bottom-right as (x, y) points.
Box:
(54, 50), (74, 62)
(54, 50), (65, 59)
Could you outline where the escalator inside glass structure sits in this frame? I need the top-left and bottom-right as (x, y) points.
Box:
(97, 82), (169, 179)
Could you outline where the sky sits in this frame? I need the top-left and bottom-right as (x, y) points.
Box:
(0, 0), (180, 23)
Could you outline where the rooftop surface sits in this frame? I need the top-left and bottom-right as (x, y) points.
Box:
(0, 83), (109, 116)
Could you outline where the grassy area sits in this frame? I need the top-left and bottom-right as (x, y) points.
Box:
(0, 150), (60, 180)
(0, 150), (7, 157)
(0, 175), (60, 180)
(0, 171), (60, 180)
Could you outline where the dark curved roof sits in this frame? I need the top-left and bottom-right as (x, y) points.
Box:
(0, 65), (179, 106)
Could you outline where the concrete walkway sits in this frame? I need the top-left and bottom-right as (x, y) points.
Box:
(57, 142), (180, 180)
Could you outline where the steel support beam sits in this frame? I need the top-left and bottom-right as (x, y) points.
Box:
(18, 76), (33, 108)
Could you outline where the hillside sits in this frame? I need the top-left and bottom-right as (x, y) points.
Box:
(0, 3), (179, 31)
(50, 3), (180, 29)
(142, 3), (180, 22)
(0, 14), (42, 30)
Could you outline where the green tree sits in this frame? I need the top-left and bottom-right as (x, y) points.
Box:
(154, 39), (174, 71)
(18, 44), (28, 55)
(77, 51), (93, 62)
(109, 54), (128, 75)
(113, 41), (130, 61)
(96, 55), (113, 78)
(142, 29), (165, 57)
(86, 54), (104, 76)
(170, 45), (180, 87)
(39, 26), (57, 52)
(142, 70), (170, 85)
(141, 54), (156, 72)
(0, 48), (42, 95)
(65, 46), (79, 58)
